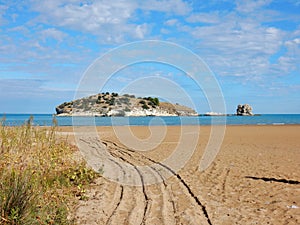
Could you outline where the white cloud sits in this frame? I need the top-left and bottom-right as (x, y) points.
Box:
(27, 0), (191, 43)
(186, 12), (220, 24)
(285, 37), (300, 46)
(164, 19), (178, 26)
(1, 0), (299, 110)
(135, 24), (148, 39)
(39, 28), (67, 43)
(178, 4), (299, 80)
(140, 0), (191, 15)
(235, 0), (272, 13)
(281, 36), (300, 73)
(0, 4), (8, 25)
(29, 0), (140, 43)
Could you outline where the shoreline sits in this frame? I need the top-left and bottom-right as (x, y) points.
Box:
(2, 124), (299, 129)
(39, 123), (300, 128)
(2, 114), (300, 127)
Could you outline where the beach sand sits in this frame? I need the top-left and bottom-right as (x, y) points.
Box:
(57, 125), (300, 224)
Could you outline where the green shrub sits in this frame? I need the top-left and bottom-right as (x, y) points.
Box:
(152, 97), (159, 106)
(142, 104), (149, 110)
(143, 97), (159, 106)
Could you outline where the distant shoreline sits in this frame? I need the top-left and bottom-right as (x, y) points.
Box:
(1, 114), (300, 126)
(2, 113), (300, 115)
(54, 113), (261, 117)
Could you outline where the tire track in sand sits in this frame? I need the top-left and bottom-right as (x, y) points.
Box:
(104, 140), (177, 225)
(74, 137), (212, 224)
(103, 139), (212, 225)
(100, 141), (146, 225)
(75, 137), (141, 225)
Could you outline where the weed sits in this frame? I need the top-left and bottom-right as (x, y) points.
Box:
(0, 170), (37, 224)
(0, 117), (100, 224)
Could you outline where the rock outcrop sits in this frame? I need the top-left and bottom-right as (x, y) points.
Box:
(55, 93), (198, 117)
(236, 104), (254, 116)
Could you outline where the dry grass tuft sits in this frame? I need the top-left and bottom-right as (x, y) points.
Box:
(0, 116), (99, 224)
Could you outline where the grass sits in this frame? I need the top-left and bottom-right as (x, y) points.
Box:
(0, 116), (100, 224)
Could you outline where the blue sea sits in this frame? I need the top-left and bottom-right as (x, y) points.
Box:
(1, 114), (300, 126)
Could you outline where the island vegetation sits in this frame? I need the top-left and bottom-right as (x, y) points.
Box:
(55, 92), (198, 117)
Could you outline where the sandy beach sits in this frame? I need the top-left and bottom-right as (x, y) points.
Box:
(57, 125), (300, 224)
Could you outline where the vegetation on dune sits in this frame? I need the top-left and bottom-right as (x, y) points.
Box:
(0, 116), (99, 224)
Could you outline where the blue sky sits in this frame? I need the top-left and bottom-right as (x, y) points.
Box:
(0, 0), (299, 114)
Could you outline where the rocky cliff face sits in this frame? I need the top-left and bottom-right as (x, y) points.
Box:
(236, 104), (254, 116)
(55, 93), (198, 117)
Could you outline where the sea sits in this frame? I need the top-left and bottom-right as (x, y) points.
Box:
(1, 114), (300, 126)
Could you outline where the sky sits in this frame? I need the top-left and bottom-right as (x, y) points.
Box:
(0, 0), (299, 114)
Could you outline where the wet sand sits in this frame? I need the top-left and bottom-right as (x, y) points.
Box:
(57, 125), (300, 224)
